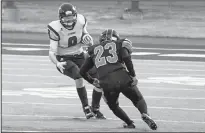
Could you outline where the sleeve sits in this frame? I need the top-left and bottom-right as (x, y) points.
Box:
(122, 38), (132, 54)
(82, 16), (88, 34)
(121, 48), (136, 77)
(49, 39), (58, 53)
(80, 57), (95, 84)
(47, 24), (60, 41)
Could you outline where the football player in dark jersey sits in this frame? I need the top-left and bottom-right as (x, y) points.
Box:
(80, 29), (157, 130)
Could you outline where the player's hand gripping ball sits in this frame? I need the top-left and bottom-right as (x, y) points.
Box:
(82, 34), (93, 46)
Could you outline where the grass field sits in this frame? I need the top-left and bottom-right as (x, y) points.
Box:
(2, 0), (205, 38)
(2, 53), (205, 132)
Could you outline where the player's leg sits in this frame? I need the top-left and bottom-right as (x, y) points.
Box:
(56, 59), (93, 119)
(88, 67), (106, 119)
(122, 85), (157, 130)
(103, 90), (135, 128)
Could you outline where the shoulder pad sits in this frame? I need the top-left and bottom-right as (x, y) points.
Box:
(121, 38), (132, 53)
(77, 14), (87, 27)
(47, 21), (61, 41)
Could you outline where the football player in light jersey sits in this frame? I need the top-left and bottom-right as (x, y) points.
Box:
(47, 3), (105, 119)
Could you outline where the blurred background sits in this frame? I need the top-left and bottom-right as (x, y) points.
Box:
(2, 0), (205, 37)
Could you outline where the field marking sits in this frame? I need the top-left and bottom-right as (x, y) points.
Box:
(2, 64), (205, 72)
(3, 54), (205, 66)
(3, 42), (205, 52)
(159, 54), (205, 58)
(3, 47), (49, 51)
(2, 114), (205, 124)
(2, 42), (49, 47)
(132, 52), (160, 55)
(133, 47), (205, 52)
(2, 88), (205, 100)
(2, 71), (205, 77)
(3, 101), (205, 111)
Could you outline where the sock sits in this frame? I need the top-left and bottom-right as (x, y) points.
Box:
(76, 86), (89, 107)
(112, 106), (133, 125)
(135, 98), (148, 114)
(91, 88), (102, 111)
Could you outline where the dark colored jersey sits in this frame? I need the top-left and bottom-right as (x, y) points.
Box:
(87, 39), (132, 78)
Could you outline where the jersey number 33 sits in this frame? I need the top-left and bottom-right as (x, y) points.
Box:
(94, 42), (118, 68)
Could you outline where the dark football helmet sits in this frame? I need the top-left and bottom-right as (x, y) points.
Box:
(99, 29), (120, 43)
(58, 3), (77, 30)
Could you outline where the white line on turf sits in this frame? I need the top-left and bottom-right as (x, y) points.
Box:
(3, 54), (205, 66)
(2, 89), (205, 100)
(2, 114), (205, 124)
(132, 47), (205, 52)
(3, 42), (205, 52)
(2, 65), (205, 71)
(159, 54), (205, 58)
(3, 102), (205, 111)
(2, 43), (49, 47)
(2, 72), (205, 77)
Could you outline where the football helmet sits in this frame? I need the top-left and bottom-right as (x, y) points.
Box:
(58, 3), (77, 30)
(99, 29), (120, 43)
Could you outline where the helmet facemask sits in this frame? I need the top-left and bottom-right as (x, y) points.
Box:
(60, 14), (77, 30)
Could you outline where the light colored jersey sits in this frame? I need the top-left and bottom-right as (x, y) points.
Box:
(48, 14), (88, 55)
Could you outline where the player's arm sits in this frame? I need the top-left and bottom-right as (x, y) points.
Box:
(121, 48), (136, 77)
(81, 16), (93, 46)
(121, 39), (136, 77)
(47, 24), (60, 65)
(79, 56), (95, 84)
(48, 25), (66, 72)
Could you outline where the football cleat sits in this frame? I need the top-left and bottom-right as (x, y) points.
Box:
(83, 106), (94, 119)
(92, 107), (106, 119)
(123, 122), (136, 128)
(141, 113), (157, 130)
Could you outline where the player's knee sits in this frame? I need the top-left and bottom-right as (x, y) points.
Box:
(75, 78), (85, 88)
(108, 102), (119, 111)
(132, 92), (144, 105)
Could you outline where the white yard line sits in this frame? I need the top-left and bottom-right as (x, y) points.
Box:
(3, 102), (205, 111)
(2, 71), (205, 77)
(2, 64), (205, 72)
(2, 43), (49, 47)
(133, 47), (205, 52)
(3, 54), (205, 66)
(2, 88), (205, 100)
(3, 43), (205, 52)
(2, 114), (205, 124)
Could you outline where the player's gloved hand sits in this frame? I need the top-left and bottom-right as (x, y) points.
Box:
(92, 78), (100, 88)
(56, 61), (66, 73)
(82, 34), (93, 46)
(131, 76), (138, 86)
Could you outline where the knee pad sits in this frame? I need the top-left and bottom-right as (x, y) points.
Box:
(75, 78), (85, 88)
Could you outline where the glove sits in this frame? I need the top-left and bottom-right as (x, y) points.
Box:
(92, 78), (100, 88)
(82, 34), (93, 46)
(56, 61), (66, 73)
(131, 76), (138, 86)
